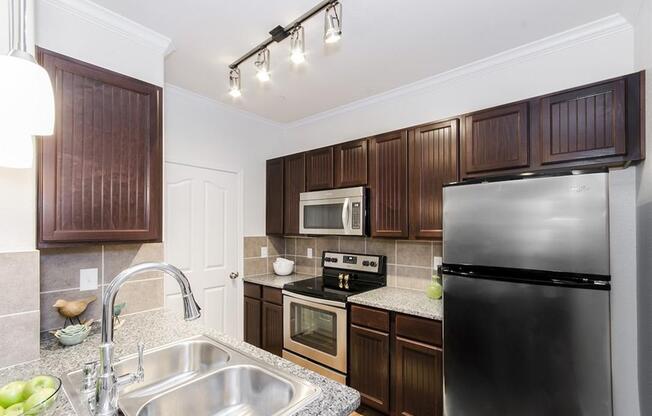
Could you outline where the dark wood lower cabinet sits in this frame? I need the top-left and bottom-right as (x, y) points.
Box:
(395, 337), (443, 416)
(349, 324), (391, 414)
(349, 305), (443, 416)
(262, 301), (284, 356)
(244, 296), (261, 347)
(243, 283), (284, 357)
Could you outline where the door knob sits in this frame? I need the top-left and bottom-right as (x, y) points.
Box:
(229, 272), (239, 280)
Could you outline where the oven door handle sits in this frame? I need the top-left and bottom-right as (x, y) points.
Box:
(341, 197), (351, 234)
(282, 290), (347, 309)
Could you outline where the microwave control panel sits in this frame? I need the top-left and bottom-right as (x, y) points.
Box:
(351, 202), (361, 229)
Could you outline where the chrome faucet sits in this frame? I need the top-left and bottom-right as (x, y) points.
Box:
(83, 262), (201, 415)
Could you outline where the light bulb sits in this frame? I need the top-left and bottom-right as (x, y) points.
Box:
(324, 2), (342, 44)
(254, 49), (271, 82)
(290, 26), (305, 64)
(290, 49), (305, 64)
(228, 68), (241, 97)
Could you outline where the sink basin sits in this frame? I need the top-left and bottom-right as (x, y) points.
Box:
(114, 338), (230, 398)
(61, 335), (320, 416)
(136, 365), (313, 416)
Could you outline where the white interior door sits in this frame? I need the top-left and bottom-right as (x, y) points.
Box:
(164, 162), (240, 338)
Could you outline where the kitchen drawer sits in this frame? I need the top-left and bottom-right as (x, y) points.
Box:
(262, 286), (283, 305)
(244, 282), (262, 299)
(351, 305), (390, 332)
(395, 313), (442, 347)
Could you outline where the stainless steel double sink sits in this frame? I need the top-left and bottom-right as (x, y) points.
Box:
(62, 336), (321, 415)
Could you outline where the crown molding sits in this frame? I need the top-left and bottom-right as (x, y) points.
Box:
(38, 0), (174, 56)
(164, 83), (285, 129)
(286, 13), (633, 129)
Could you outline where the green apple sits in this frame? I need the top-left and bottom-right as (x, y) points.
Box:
(4, 403), (23, 416)
(0, 381), (27, 408)
(24, 376), (57, 398)
(24, 387), (56, 415)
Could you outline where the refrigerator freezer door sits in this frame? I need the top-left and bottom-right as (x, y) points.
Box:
(443, 274), (612, 416)
(443, 173), (609, 276)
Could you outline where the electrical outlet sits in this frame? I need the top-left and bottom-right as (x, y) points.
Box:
(307, 248), (313, 258)
(80, 268), (98, 291)
(433, 256), (443, 267)
(260, 246), (268, 258)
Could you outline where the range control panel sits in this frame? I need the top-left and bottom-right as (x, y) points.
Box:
(323, 251), (384, 274)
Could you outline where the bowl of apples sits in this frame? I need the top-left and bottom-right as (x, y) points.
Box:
(0, 375), (61, 415)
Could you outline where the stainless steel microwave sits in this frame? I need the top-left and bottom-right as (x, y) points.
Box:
(299, 187), (366, 236)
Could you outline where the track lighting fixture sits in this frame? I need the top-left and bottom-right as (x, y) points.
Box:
(324, 2), (342, 44)
(227, 0), (343, 96)
(254, 48), (271, 82)
(228, 68), (241, 97)
(290, 25), (305, 64)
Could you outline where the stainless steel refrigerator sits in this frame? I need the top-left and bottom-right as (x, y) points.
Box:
(442, 172), (612, 416)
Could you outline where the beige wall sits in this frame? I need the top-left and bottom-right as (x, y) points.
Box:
(39, 243), (164, 333)
(244, 236), (440, 290)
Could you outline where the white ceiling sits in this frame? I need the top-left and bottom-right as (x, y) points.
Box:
(92, 0), (638, 123)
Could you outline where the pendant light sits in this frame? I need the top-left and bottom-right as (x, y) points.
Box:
(290, 25), (305, 64)
(324, 1), (342, 44)
(254, 48), (271, 82)
(0, 0), (55, 136)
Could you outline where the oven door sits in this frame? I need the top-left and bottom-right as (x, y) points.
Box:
(299, 188), (365, 236)
(283, 292), (347, 373)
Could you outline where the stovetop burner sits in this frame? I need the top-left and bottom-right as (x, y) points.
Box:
(283, 251), (387, 303)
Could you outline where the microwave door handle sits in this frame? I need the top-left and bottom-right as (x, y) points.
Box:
(341, 198), (350, 233)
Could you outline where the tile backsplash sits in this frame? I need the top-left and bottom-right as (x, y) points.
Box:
(244, 236), (441, 291)
(39, 243), (164, 333)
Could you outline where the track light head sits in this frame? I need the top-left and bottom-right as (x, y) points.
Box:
(228, 68), (241, 98)
(324, 2), (342, 44)
(290, 25), (305, 64)
(255, 48), (271, 82)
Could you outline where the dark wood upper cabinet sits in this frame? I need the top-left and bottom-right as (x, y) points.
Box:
(349, 324), (390, 414)
(266, 158), (284, 235)
(461, 102), (529, 177)
(395, 337), (443, 416)
(539, 79), (626, 164)
(37, 48), (162, 247)
(306, 147), (334, 191)
(369, 130), (409, 238)
(334, 139), (368, 188)
(409, 120), (459, 239)
(283, 153), (306, 235)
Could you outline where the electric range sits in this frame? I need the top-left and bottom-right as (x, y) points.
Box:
(282, 251), (387, 383)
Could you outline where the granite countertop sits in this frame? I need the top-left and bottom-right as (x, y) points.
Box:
(348, 287), (443, 321)
(244, 273), (314, 288)
(0, 310), (359, 416)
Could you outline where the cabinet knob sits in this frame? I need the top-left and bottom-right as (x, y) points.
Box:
(229, 272), (239, 280)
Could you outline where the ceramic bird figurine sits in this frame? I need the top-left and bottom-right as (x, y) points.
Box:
(113, 302), (127, 328)
(53, 296), (97, 326)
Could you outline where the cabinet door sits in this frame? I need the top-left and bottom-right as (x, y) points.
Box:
(461, 102), (529, 176)
(244, 297), (261, 347)
(369, 131), (409, 238)
(539, 79), (626, 164)
(266, 158), (284, 235)
(334, 139), (368, 188)
(283, 153), (306, 235)
(409, 120), (459, 239)
(306, 147), (334, 191)
(395, 337), (443, 416)
(262, 301), (284, 356)
(349, 324), (390, 413)
(37, 48), (162, 247)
